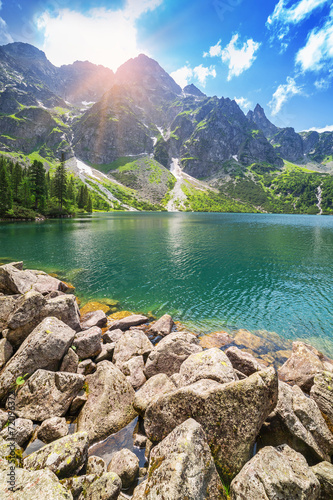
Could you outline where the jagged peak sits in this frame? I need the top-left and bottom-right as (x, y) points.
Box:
(183, 84), (206, 97)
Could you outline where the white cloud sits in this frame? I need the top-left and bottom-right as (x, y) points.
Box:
(234, 96), (252, 111)
(221, 34), (261, 80)
(0, 17), (13, 44)
(295, 15), (333, 72)
(269, 76), (303, 115)
(36, 1), (163, 71)
(303, 124), (333, 132)
(203, 40), (222, 58)
(267, 0), (329, 27)
(171, 64), (216, 89)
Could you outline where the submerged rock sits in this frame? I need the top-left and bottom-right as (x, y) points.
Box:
(107, 448), (139, 488)
(199, 331), (233, 349)
(178, 347), (237, 386)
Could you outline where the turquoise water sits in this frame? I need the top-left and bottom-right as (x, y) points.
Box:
(1, 212), (333, 354)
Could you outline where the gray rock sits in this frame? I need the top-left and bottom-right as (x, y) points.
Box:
(94, 343), (114, 363)
(0, 294), (19, 330)
(12, 369), (85, 421)
(108, 314), (148, 331)
(32, 274), (67, 295)
(0, 263), (37, 294)
(311, 461), (333, 500)
(144, 332), (202, 378)
(37, 417), (69, 443)
(0, 436), (23, 466)
(78, 472), (122, 500)
(310, 371), (333, 432)
(142, 418), (226, 499)
(102, 329), (123, 343)
(87, 455), (106, 476)
(0, 417), (33, 447)
(61, 474), (96, 500)
(69, 392), (87, 416)
(0, 410), (8, 430)
(77, 361), (137, 444)
(73, 327), (102, 359)
(145, 368), (278, 480)
(132, 481), (147, 500)
(0, 338), (13, 369)
(225, 345), (266, 376)
(42, 294), (81, 334)
(24, 431), (89, 479)
(278, 342), (333, 393)
(133, 433), (147, 448)
(80, 310), (107, 330)
(0, 467), (73, 499)
(122, 355), (146, 390)
(134, 373), (177, 416)
(0, 317), (76, 401)
(179, 347), (236, 386)
(107, 448), (139, 488)
(148, 314), (174, 336)
(230, 444), (320, 500)
(60, 348), (79, 373)
(78, 359), (96, 375)
(113, 329), (153, 370)
(258, 381), (333, 464)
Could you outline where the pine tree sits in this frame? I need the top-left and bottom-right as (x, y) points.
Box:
(0, 161), (13, 215)
(54, 159), (67, 210)
(18, 177), (32, 207)
(11, 162), (23, 200)
(87, 195), (93, 212)
(29, 160), (46, 210)
(67, 176), (76, 204)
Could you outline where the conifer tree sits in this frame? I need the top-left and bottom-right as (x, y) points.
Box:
(0, 161), (12, 215)
(87, 195), (93, 212)
(54, 157), (67, 210)
(29, 160), (46, 210)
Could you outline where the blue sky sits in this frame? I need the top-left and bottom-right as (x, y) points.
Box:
(0, 0), (332, 131)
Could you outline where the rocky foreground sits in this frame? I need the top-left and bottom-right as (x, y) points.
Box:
(0, 262), (333, 499)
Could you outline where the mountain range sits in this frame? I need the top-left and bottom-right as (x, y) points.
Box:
(0, 42), (333, 214)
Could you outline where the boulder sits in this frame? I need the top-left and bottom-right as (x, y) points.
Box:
(133, 433), (147, 448)
(148, 314), (174, 336)
(0, 467), (73, 499)
(60, 348), (79, 373)
(73, 327), (102, 360)
(12, 369), (85, 421)
(69, 392), (87, 416)
(94, 344), (114, 363)
(107, 448), (139, 488)
(61, 474), (96, 500)
(278, 342), (333, 393)
(78, 359), (96, 375)
(24, 431), (89, 479)
(108, 314), (148, 331)
(145, 368), (278, 480)
(122, 356), (146, 390)
(102, 329), (123, 343)
(0, 338), (13, 369)
(37, 417), (69, 443)
(32, 274), (68, 295)
(134, 373), (177, 416)
(0, 410), (8, 430)
(310, 371), (333, 432)
(0, 294), (19, 330)
(80, 310), (107, 330)
(311, 461), (333, 500)
(87, 455), (106, 476)
(42, 294), (81, 333)
(0, 436), (23, 466)
(0, 317), (76, 401)
(132, 482), (147, 500)
(142, 418), (226, 499)
(178, 348), (237, 386)
(77, 361), (137, 444)
(144, 332), (202, 379)
(113, 329), (153, 370)
(230, 445), (320, 499)
(0, 417), (33, 447)
(258, 381), (333, 464)
(0, 263), (37, 294)
(225, 346), (266, 376)
(78, 472), (122, 500)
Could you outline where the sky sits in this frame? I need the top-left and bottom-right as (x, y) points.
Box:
(0, 0), (332, 131)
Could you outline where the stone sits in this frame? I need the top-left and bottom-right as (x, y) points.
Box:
(178, 347), (237, 386)
(24, 431), (89, 479)
(0, 436), (23, 466)
(37, 417), (69, 443)
(142, 418), (226, 499)
(32, 274), (68, 295)
(107, 448), (139, 488)
(122, 356), (146, 390)
(134, 373), (176, 416)
(113, 329), (154, 370)
(233, 329), (271, 352)
(0, 467), (73, 499)
(144, 332), (202, 379)
(133, 433), (147, 448)
(73, 327), (102, 360)
(145, 368), (278, 480)
(60, 348), (79, 373)
(310, 371), (333, 432)
(0, 410), (8, 430)
(278, 342), (333, 393)
(230, 445), (320, 500)
(102, 329), (123, 343)
(225, 346), (266, 376)
(94, 343), (114, 363)
(87, 455), (106, 476)
(69, 392), (87, 416)
(199, 331), (233, 349)
(148, 314), (174, 336)
(77, 361), (137, 444)
(311, 461), (333, 500)
(78, 359), (96, 375)
(0, 263), (37, 295)
(258, 381), (333, 464)
(78, 472), (122, 500)
(42, 295), (81, 333)
(0, 295), (19, 330)
(0, 417), (33, 447)
(0, 317), (76, 401)
(108, 314), (148, 331)
(0, 338), (13, 369)
(61, 474), (96, 500)
(80, 310), (107, 330)
(132, 481), (147, 500)
(12, 369), (85, 421)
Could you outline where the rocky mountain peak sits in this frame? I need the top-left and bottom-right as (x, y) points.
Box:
(247, 103), (279, 138)
(183, 84), (206, 97)
(2, 42), (48, 62)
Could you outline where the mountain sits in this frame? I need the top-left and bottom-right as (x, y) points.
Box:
(247, 104), (278, 138)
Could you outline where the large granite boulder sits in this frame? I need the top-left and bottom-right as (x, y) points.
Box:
(148, 314), (174, 336)
(113, 329), (153, 370)
(32, 273), (70, 295)
(0, 294), (19, 331)
(311, 461), (333, 500)
(77, 361), (137, 444)
(0, 317), (76, 401)
(24, 431), (89, 479)
(258, 381), (333, 464)
(0, 338), (13, 370)
(108, 314), (148, 331)
(107, 448), (139, 488)
(122, 355), (146, 390)
(134, 373), (176, 416)
(0, 263), (37, 294)
(13, 370), (85, 420)
(225, 346), (266, 376)
(73, 327), (102, 359)
(144, 332), (202, 378)
(310, 371), (333, 432)
(139, 418), (226, 499)
(230, 445), (320, 499)
(178, 347), (237, 386)
(37, 417), (69, 443)
(60, 348), (79, 373)
(278, 342), (333, 393)
(145, 368), (278, 480)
